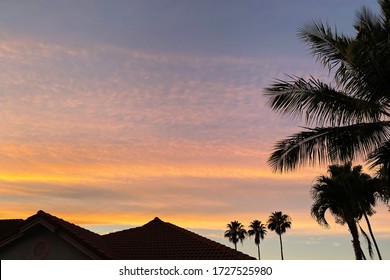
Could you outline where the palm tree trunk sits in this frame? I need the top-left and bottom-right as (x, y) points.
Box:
(363, 212), (382, 260)
(279, 234), (284, 260)
(257, 243), (261, 260)
(347, 220), (363, 260)
(361, 247), (367, 260)
(234, 242), (237, 251)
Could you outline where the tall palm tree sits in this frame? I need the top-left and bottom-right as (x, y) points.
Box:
(351, 168), (383, 260)
(267, 211), (291, 260)
(264, 0), (390, 174)
(248, 220), (267, 260)
(310, 163), (384, 259)
(311, 172), (363, 259)
(224, 220), (247, 251)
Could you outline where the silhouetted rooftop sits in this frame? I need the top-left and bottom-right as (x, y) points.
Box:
(0, 219), (24, 237)
(0, 210), (255, 260)
(103, 215), (254, 259)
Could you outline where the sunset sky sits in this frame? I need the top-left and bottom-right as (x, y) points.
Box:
(0, 0), (389, 260)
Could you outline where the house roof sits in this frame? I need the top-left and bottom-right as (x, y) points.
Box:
(103, 217), (255, 260)
(0, 210), (115, 259)
(0, 219), (24, 237)
(0, 211), (255, 260)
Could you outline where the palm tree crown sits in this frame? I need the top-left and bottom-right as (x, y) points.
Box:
(267, 211), (291, 260)
(224, 220), (247, 251)
(264, 0), (390, 175)
(311, 162), (382, 259)
(248, 220), (267, 260)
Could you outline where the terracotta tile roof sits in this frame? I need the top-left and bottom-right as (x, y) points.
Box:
(32, 210), (116, 259)
(0, 219), (24, 237)
(0, 210), (115, 259)
(0, 212), (255, 260)
(103, 217), (255, 260)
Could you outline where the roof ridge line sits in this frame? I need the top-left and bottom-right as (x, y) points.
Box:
(162, 220), (255, 258)
(33, 210), (116, 259)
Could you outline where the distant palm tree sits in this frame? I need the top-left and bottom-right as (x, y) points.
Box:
(224, 221), (247, 251)
(267, 212), (291, 260)
(248, 220), (267, 260)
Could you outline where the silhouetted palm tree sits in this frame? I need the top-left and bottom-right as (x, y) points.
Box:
(224, 221), (247, 251)
(351, 167), (383, 260)
(248, 220), (267, 260)
(264, 0), (390, 173)
(311, 163), (382, 259)
(267, 212), (291, 260)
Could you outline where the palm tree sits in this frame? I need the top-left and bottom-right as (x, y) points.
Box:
(311, 172), (363, 259)
(351, 168), (383, 260)
(267, 211), (291, 260)
(248, 220), (267, 260)
(312, 163), (382, 259)
(224, 220), (247, 251)
(264, 0), (390, 174)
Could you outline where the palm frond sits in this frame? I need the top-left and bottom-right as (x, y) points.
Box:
(310, 201), (330, 227)
(298, 20), (352, 73)
(265, 76), (386, 127)
(311, 179), (348, 227)
(345, 4), (390, 102)
(265, 1), (390, 173)
(379, 0), (390, 30)
(268, 122), (390, 172)
(368, 140), (390, 170)
(367, 141), (390, 202)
